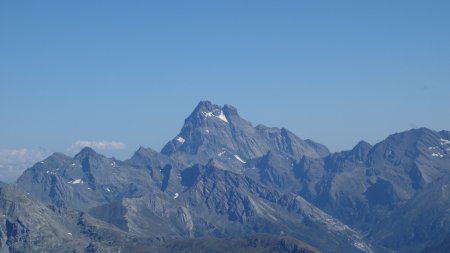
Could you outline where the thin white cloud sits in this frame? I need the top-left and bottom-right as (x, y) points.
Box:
(0, 148), (48, 182)
(68, 140), (127, 153)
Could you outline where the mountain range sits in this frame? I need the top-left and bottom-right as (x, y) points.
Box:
(1, 101), (449, 252)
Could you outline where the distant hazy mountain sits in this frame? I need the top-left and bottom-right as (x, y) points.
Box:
(0, 148), (48, 182)
(7, 101), (450, 252)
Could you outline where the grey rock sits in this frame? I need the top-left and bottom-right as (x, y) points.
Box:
(0, 184), (133, 252)
(292, 128), (450, 252)
(17, 147), (183, 211)
(161, 101), (329, 170)
(11, 101), (450, 253)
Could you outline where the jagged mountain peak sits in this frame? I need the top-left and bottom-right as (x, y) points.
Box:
(26, 152), (73, 171)
(47, 152), (71, 160)
(133, 146), (160, 158)
(74, 147), (102, 160)
(192, 101), (239, 115)
(41, 152), (72, 164)
(438, 129), (450, 138)
(368, 127), (447, 163)
(12, 101), (450, 252)
(127, 146), (180, 170)
(406, 127), (434, 135)
(128, 146), (160, 166)
(161, 101), (330, 168)
(353, 140), (372, 150)
(186, 100), (233, 125)
(350, 140), (373, 159)
(222, 103), (239, 116)
(381, 127), (438, 145)
(194, 100), (215, 111)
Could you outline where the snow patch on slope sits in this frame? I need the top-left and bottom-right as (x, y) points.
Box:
(202, 110), (229, 123)
(440, 138), (450, 145)
(68, 179), (83, 184)
(432, 153), (444, 158)
(216, 111), (229, 123)
(234, 155), (246, 164)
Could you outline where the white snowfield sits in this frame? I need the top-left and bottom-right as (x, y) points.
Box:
(176, 136), (186, 144)
(440, 138), (450, 145)
(202, 110), (229, 123)
(68, 179), (83, 184)
(431, 153), (444, 158)
(234, 155), (246, 164)
(216, 111), (229, 123)
(174, 193), (179, 199)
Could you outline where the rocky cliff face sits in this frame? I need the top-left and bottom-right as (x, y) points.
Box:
(68, 159), (375, 252)
(16, 146), (184, 211)
(161, 101), (329, 171)
(290, 128), (450, 251)
(0, 184), (138, 252)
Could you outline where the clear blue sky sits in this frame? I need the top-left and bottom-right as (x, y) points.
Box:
(1, 1), (449, 166)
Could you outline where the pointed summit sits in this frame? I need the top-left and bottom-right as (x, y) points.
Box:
(193, 100), (215, 111)
(75, 146), (97, 155)
(352, 140), (372, 154)
(185, 100), (231, 127)
(128, 146), (160, 164)
(74, 147), (100, 160)
(43, 152), (72, 163)
(368, 127), (442, 163)
(349, 141), (372, 161)
(161, 101), (329, 168)
(134, 146), (158, 157)
(222, 104), (239, 118)
(128, 146), (177, 168)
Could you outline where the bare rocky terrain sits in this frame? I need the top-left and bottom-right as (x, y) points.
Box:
(1, 101), (449, 252)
